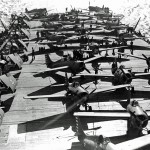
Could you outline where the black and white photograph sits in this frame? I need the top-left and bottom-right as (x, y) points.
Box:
(0, 0), (150, 149)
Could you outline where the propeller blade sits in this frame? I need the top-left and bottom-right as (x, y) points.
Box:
(84, 67), (91, 73)
(142, 54), (148, 60)
(89, 88), (96, 94)
(85, 85), (90, 90)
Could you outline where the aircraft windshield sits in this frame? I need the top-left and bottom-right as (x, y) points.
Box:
(131, 100), (139, 107)
(72, 82), (80, 88)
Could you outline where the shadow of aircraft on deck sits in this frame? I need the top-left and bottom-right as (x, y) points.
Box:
(2, 96), (15, 113)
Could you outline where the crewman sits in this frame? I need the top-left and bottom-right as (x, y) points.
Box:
(66, 7), (68, 12)
(112, 41), (116, 55)
(111, 60), (118, 74)
(36, 31), (40, 40)
(90, 23), (92, 32)
(73, 49), (77, 60)
(31, 47), (35, 61)
(130, 40), (133, 54)
(105, 39), (109, 48)
(81, 21), (84, 28)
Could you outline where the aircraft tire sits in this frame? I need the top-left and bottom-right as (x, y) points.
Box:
(148, 79), (150, 85)
(144, 68), (148, 73)
(88, 106), (92, 112)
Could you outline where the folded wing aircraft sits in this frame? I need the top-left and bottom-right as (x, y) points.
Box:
(73, 114), (150, 150)
(24, 79), (130, 112)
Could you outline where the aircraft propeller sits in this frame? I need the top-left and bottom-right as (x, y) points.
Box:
(119, 65), (133, 84)
(142, 54), (150, 68)
(84, 67), (91, 74)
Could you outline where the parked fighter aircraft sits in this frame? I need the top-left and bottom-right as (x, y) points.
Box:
(24, 73), (130, 111)
(30, 32), (67, 45)
(25, 8), (48, 19)
(104, 17), (140, 31)
(75, 97), (150, 137)
(38, 52), (129, 76)
(42, 53), (90, 75)
(73, 116), (150, 150)
(117, 52), (150, 73)
(74, 60), (150, 89)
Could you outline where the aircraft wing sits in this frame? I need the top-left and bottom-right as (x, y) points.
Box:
(124, 36), (149, 41)
(35, 66), (69, 73)
(21, 28), (30, 39)
(84, 55), (104, 63)
(75, 73), (113, 81)
(112, 36), (149, 41)
(22, 19), (31, 28)
(116, 52), (145, 60)
(23, 13), (32, 20)
(24, 94), (66, 99)
(134, 72), (150, 79)
(7, 54), (23, 69)
(0, 38), (10, 53)
(74, 110), (150, 118)
(38, 41), (57, 45)
(27, 28), (55, 31)
(115, 134), (150, 150)
(99, 46), (129, 52)
(74, 111), (130, 119)
(82, 46), (128, 53)
(17, 39), (29, 51)
(93, 84), (130, 94)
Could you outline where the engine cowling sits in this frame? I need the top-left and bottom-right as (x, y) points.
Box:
(112, 68), (132, 85)
(127, 100), (149, 129)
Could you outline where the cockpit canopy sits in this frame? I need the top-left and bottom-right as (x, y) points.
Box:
(71, 82), (80, 88)
(131, 100), (139, 107)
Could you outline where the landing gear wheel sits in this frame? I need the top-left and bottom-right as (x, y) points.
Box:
(148, 79), (150, 85)
(144, 68), (148, 73)
(69, 77), (73, 83)
(131, 86), (135, 94)
(88, 106), (92, 112)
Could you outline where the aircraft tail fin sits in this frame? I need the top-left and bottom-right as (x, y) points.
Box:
(45, 54), (53, 68)
(75, 116), (86, 141)
(134, 17), (141, 31)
